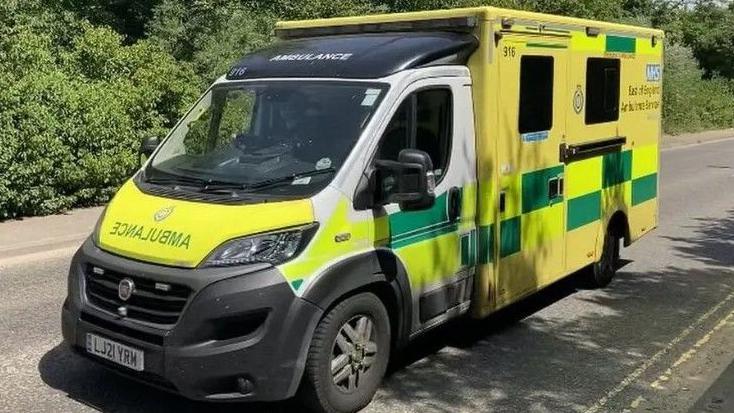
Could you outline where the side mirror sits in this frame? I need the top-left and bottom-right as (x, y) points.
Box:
(140, 136), (160, 157)
(139, 137), (160, 164)
(374, 149), (436, 211)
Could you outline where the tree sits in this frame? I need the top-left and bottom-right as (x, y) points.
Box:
(679, 0), (734, 78)
(0, 2), (199, 218)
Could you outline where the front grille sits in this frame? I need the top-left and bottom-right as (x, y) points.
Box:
(84, 265), (192, 325)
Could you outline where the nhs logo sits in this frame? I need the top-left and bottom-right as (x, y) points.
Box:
(646, 64), (661, 82)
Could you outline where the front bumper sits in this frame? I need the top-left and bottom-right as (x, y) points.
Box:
(62, 238), (322, 402)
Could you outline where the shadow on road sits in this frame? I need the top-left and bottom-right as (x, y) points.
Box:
(38, 210), (734, 412)
(38, 344), (294, 413)
(368, 210), (734, 412)
(664, 208), (734, 269)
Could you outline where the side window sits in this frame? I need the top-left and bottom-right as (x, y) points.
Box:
(376, 88), (453, 180)
(518, 56), (554, 134)
(377, 99), (410, 162)
(586, 58), (620, 124)
(415, 89), (452, 177)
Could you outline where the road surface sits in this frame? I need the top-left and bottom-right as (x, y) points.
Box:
(1, 138), (733, 413)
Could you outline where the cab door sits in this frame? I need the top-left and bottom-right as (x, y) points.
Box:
(373, 75), (477, 331)
(494, 32), (569, 307)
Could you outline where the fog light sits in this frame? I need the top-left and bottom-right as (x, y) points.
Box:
(236, 377), (255, 395)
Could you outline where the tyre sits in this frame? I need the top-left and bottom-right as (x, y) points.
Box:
(591, 226), (620, 287)
(299, 292), (391, 413)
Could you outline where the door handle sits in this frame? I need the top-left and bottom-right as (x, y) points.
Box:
(448, 187), (462, 222)
(548, 176), (563, 201)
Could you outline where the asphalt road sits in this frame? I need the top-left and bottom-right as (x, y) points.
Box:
(2, 139), (734, 413)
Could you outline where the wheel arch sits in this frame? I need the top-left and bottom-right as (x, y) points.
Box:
(607, 210), (631, 247)
(593, 209), (631, 262)
(299, 248), (413, 351)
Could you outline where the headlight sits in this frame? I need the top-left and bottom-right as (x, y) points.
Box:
(202, 224), (317, 268)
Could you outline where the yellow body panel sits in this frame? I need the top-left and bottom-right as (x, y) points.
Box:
(601, 182), (632, 213)
(460, 183), (478, 232)
(469, 18), (498, 318)
(499, 174), (522, 219)
(566, 223), (600, 270)
(570, 32), (605, 53)
(279, 198), (389, 290)
(566, 157), (603, 199)
(98, 181), (314, 268)
(521, 203), (565, 251)
(629, 197), (658, 241)
(636, 38), (663, 56)
(632, 144), (659, 179)
(396, 233), (461, 288)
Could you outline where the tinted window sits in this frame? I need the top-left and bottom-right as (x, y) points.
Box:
(519, 56), (554, 134)
(586, 58), (620, 124)
(376, 88), (453, 180)
(415, 89), (452, 176)
(377, 99), (410, 162)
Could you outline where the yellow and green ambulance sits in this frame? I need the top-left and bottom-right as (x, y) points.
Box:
(62, 7), (662, 413)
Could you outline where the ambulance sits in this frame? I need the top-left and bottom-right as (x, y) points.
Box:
(62, 7), (662, 413)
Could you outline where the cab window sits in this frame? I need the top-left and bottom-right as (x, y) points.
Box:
(376, 88), (453, 180)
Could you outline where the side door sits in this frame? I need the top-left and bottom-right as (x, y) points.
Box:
(494, 33), (569, 307)
(373, 77), (477, 332)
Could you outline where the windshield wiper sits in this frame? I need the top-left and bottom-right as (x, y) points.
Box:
(197, 181), (247, 193)
(146, 175), (207, 187)
(242, 167), (336, 192)
(155, 168), (336, 194)
(146, 174), (243, 191)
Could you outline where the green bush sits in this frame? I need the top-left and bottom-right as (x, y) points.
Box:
(2, 0), (734, 219)
(662, 43), (734, 134)
(0, 14), (199, 219)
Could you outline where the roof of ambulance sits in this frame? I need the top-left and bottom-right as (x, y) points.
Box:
(226, 32), (478, 80)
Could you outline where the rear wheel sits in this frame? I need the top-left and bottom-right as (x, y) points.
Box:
(299, 293), (390, 413)
(591, 227), (620, 287)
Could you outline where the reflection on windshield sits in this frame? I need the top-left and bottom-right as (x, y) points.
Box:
(147, 81), (387, 196)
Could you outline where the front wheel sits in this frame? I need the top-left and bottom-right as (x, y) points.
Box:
(299, 293), (391, 413)
(591, 227), (620, 287)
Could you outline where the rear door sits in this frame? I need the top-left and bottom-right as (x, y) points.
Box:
(494, 32), (570, 307)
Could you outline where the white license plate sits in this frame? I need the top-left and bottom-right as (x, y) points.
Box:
(86, 333), (144, 371)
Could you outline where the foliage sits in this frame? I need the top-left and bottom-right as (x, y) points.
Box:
(148, 1), (274, 84)
(0, 3), (199, 218)
(662, 42), (734, 134)
(676, 0), (734, 79)
(2, 0), (734, 218)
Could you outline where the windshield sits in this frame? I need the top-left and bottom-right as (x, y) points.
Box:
(145, 81), (387, 197)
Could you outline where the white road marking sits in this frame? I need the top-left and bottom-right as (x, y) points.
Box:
(583, 291), (734, 413)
